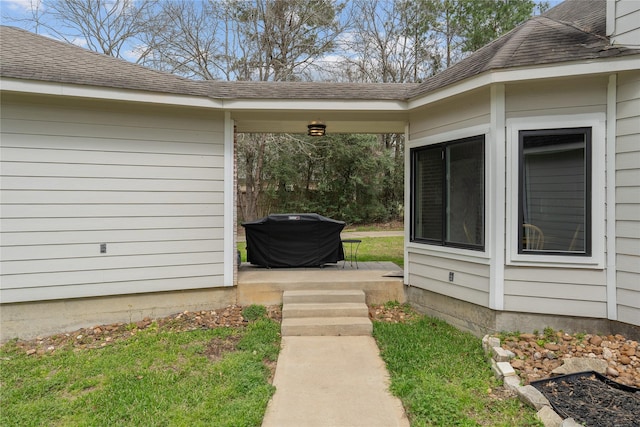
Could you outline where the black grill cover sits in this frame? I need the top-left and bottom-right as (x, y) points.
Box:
(242, 214), (345, 267)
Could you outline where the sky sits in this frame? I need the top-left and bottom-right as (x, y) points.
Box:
(0, 0), (564, 71)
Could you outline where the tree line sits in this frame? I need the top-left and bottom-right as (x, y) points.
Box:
(5, 0), (547, 223)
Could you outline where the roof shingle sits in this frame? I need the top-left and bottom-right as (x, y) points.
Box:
(1, 0), (638, 103)
(408, 0), (638, 99)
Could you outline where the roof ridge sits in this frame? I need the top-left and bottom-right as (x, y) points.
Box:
(485, 17), (538, 69)
(540, 14), (609, 44)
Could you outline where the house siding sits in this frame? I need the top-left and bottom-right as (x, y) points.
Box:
(611, 0), (640, 47)
(407, 89), (491, 308)
(503, 76), (609, 317)
(616, 70), (640, 326)
(0, 93), (227, 303)
(408, 252), (490, 307)
(409, 88), (490, 140)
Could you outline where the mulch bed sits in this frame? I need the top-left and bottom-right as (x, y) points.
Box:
(532, 372), (640, 426)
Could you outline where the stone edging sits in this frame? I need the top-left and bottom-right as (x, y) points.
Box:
(482, 335), (581, 427)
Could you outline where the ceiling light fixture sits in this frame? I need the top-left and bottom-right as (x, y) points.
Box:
(307, 121), (326, 137)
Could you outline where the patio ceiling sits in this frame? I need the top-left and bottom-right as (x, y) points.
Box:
(230, 100), (409, 134)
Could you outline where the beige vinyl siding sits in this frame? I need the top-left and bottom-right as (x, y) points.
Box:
(0, 94), (226, 303)
(503, 267), (607, 317)
(611, 0), (640, 47)
(501, 77), (608, 317)
(408, 252), (490, 307)
(506, 76), (608, 118)
(409, 88), (490, 140)
(407, 89), (491, 308)
(616, 71), (640, 326)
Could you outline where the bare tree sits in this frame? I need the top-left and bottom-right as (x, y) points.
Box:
(4, 0), (159, 60)
(337, 0), (438, 83)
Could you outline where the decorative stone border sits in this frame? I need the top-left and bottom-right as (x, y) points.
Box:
(482, 335), (581, 427)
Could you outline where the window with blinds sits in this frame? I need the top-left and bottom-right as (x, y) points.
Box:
(411, 135), (485, 250)
(518, 128), (591, 255)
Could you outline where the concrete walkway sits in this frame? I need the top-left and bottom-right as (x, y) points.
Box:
(261, 336), (410, 427)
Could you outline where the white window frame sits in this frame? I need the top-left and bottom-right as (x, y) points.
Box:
(506, 114), (605, 268)
(407, 124), (491, 263)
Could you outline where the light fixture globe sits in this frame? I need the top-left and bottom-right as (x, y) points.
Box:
(307, 121), (326, 136)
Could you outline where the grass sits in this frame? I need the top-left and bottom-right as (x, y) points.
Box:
(355, 236), (404, 267)
(2, 308), (541, 426)
(0, 318), (281, 427)
(373, 316), (542, 426)
(238, 235), (404, 267)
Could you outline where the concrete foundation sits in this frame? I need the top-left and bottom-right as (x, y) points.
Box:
(237, 263), (405, 306)
(0, 287), (236, 342)
(406, 286), (640, 340)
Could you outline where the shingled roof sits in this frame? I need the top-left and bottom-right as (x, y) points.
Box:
(409, 0), (639, 99)
(0, 26), (414, 101)
(0, 26), (208, 97)
(1, 0), (638, 103)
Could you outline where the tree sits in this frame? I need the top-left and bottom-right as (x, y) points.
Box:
(454, 0), (542, 53)
(5, 0), (158, 60)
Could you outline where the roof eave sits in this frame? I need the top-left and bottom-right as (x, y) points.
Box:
(407, 54), (640, 110)
(0, 77), (223, 109)
(221, 97), (408, 111)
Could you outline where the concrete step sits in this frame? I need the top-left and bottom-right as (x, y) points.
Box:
(282, 302), (369, 319)
(282, 289), (365, 305)
(281, 317), (373, 336)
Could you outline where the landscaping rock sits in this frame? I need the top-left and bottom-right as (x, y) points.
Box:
(497, 361), (516, 377)
(517, 385), (550, 410)
(537, 405), (562, 427)
(589, 335), (603, 346)
(503, 375), (521, 392)
(551, 358), (607, 376)
(511, 359), (525, 370)
(606, 366), (619, 377)
(492, 346), (511, 362)
(561, 419), (583, 427)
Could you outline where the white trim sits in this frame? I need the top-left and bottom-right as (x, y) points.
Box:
(408, 56), (640, 110)
(407, 124), (491, 149)
(404, 123), (411, 285)
(489, 84), (506, 310)
(0, 77), (223, 108)
(506, 113), (607, 269)
(606, 74), (618, 320)
(223, 112), (235, 287)
(407, 123), (492, 263)
(223, 99), (407, 111)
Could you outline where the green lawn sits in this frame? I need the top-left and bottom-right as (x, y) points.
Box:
(0, 318), (280, 427)
(239, 235), (404, 267)
(373, 316), (542, 426)
(1, 309), (541, 427)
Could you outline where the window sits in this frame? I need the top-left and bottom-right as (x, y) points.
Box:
(518, 128), (591, 256)
(411, 135), (484, 250)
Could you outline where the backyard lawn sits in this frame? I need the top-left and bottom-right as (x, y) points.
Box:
(238, 235), (404, 267)
(0, 314), (280, 427)
(373, 307), (542, 426)
(1, 306), (540, 426)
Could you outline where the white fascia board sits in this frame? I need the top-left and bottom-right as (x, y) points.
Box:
(408, 55), (640, 110)
(0, 77), (224, 109)
(221, 98), (407, 112)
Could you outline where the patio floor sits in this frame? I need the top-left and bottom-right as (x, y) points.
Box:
(237, 262), (405, 306)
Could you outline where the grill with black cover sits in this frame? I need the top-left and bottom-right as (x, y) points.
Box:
(242, 214), (345, 268)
